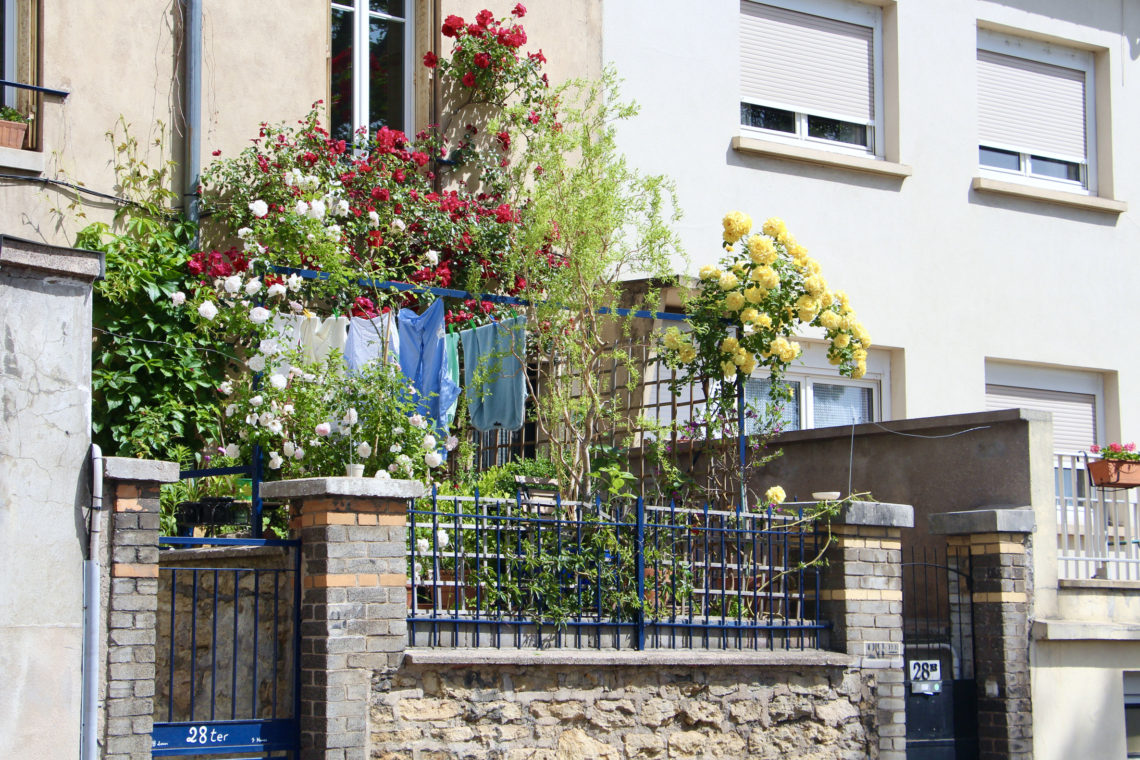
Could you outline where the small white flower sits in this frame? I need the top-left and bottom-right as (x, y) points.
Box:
(283, 441), (295, 457)
(283, 404), (294, 414)
(267, 283), (287, 298)
(293, 447), (305, 460)
(171, 291), (186, 306)
(396, 454), (412, 466)
(250, 395), (264, 407)
(267, 451), (283, 470)
(425, 250), (440, 266)
(393, 427), (404, 436)
(245, 278), (262, 296)
(390, 444), (403, 454)
(374, 469), (391, 479)
(343, 408), (359, 425)
(327, 224), (342, 239)
(289, 300), (304, 313)
(335, 199), (350, 217)
(225, 404), (237, 417)
(391, 218), (406, 232)
(245, 413), (258, 426)
(287, 274), (303, 292)
(260, 338), (280, 355)
(388, 463), (399, 473)
(219, 380), (234, 395)
(249, 199), (269, 218)
(356, 441), (372, 458)
(224, 443), (241, 458)
(316, 422), (331, 437)
(416, 538), (430, 555)
(249, 306), (271, 324)
(198, 301), (218, 320)
(409, 414), (426, 429)
(269, 373), (287, 390)
(307, 199), (326, 220)
(237, 227), (253, 239)
(436, 529), (450, 548)
(267, 419), (283, 435)
(294, 199), (308, 215)
(247, 355), (266, 372)
(423, 434), (437, 450)
(239, 430), (248, 440)
(445, 435), (459, 452)
(259, 411), (273, 426)
(425, 451), (443, 468)
(368, 210), (380, 226)
(223, 275), (242, 294)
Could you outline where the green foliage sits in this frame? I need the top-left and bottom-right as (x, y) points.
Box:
(78, 122), (228, 458)
(438, 457), (559, 498)
(0, 104), (29, 123)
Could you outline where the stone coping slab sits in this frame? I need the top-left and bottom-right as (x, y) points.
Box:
(1033, 619), (1140, 641)
(838, 501), (913, 528)
(103, 456), (179, 483)
(929, 507), (1035, 535)
(1, 234), (104, 280)
(405, 648), (857, 668)
(261, 476), (424, 500)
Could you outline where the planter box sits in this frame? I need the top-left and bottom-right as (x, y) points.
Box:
(1088, 459), (1140, 488)
(0, 119), (28, 149)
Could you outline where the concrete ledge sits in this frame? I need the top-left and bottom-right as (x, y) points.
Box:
(159, 545), (289, 565)
(773, 407), (1049, 445)
(732, 135), (912, 179)
(0, 145), (44, 173)
(405, 648), (857, 668)
(261, 476), (425, 500)
(971, 176), (1127, 214)
(838, 501), (913, 528)
(103, 456), (179, 484)
(1033, 618), (1140, 641)
(1059, 578), (1140, 592)
(0, 235), (104, 281)
(929, 507), (1035, 535)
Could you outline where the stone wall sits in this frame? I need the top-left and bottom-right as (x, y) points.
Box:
(372, 655), (874, 760)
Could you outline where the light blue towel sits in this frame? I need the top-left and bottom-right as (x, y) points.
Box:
(460, 317), (527, 432)
(345, 313), (400, 371)
(397, 299), (460, 434)
(443, 333), (460, 429)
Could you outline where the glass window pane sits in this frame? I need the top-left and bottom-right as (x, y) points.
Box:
(369, 0), (403, 17)
(806, 115), (867, 147)
(1030, 155), (1082, 182)
(1126, 706), (1140, 755)
(740, 103), (795, 133)
(330, 8), (354, 143)
(979, 146), (1021, 171)
(369, 16), (404, 134)
(744, 377), (801, 434)
(813, 383), (873, 429)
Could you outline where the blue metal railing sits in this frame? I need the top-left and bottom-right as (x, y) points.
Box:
(407, 488), (826, 651)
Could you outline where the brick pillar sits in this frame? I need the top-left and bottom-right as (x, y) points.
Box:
(932, 508), (1035, 760)
(100, 457), (178, 760)
(261, 477), (423, 760)
(820, 500), (913, 760)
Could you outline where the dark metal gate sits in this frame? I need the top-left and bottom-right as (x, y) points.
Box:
(903, 543), (978, 760)
(151, 536), (301, 758)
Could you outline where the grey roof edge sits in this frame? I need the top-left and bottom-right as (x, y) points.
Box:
(103, 456), (180, 484)
(837, 501), (914, 528)
(260, 476), (425, 500)
(929, 507), (1036, 535)
(405, 647), (856, 669)
(0, 234), (104, 281)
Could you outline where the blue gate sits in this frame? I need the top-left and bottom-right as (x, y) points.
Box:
(152, 536), (301, 758)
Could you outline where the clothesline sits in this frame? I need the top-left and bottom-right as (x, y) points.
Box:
(269, 266), (691, 323)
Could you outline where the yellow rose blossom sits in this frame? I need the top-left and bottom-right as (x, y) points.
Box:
(833, 333), (851, 348)
(663, 327), (683, 350)
(733, 347), (748, 366)
(744, 286), (767, 304)
(718, 271), (739, 291)
(724, 291), (745, 312)
(765, 485), (786, 505)
(679, 346), (697, 364)
(698, 264), (719, 281)
(740, 307), (759, 324)
(853, 348), (868, 361)
(751, 266), (779, 289)
(721, 359), (738, 380)
(740, 355), (757, 375)
(747, 235), (778, 265)
(820, 290), (835, 308)
(819, 310), (840, 330)
(787, 241), (807, 260)
(755, 313), (772, 328)
(762, 217), (787, 240)
(840, 314), (853, 330)
(803, 274), (826, 296)
(853, 362), (867, 379)
(852, 323), (870, 344)
(829, 355), (842, 365)
(720, 336), (739, 353)
(722, 211), (752, 244)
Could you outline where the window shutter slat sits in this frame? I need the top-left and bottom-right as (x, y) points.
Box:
(977, 50), (1087, 161)
(985, 384), (1097, 453)
(740, 1), (874, 124)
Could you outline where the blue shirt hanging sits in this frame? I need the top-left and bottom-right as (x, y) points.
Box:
(397, 299), (460, 435)
(460, 316), (527, 432)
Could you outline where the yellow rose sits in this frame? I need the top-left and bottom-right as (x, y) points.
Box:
(744, 285), (767, 304)
(820, 290), (835, 308)
(833, 333), (851, 348)
(853, 362), (867, 379)
(787, 241), (808, 259)
(853, 348), (868, 361)
(828, 355), (842, 366)
(853, 323), (870, 344)
(740, 307), (759, 324)
(751, 266), (779, 289)
(748, 235), (778, 265)
(762, 217), (787, 240)
(740, 355), (757, 375)
(721, 359), (738, 380)
(720, 336), (739, 353)
(724, 292), (745, 312)
(679, 346), (697, 364)
(663, 327), (682, 350)
(803, 274), (826, 296)
(733, 346), (748, 365)
(765, 485), (786, 505)
(718, 271), (739, 291)
(819, 310), (840, 330)
(722, 211), (753, 244)
(755, 313), (772, 329)
(699, 265), (719, 281)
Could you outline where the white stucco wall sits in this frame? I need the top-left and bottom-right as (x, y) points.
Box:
(602, 0), (1140, 437)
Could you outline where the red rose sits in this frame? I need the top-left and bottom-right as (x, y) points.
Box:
(368, 231), (384, 248)
(529, 49), (547, 64)
(441, 14), (464, 37)
(462, 71), (476, 87)
(467, 23), (485, 38)
(211, 149), (221, 156)
(512, 3), (527, 17)
(411, 151), (429, 167)
(474, 52), (491, 69)
(476, 9), (495, 26)
(496, 130), (510, 151)
(528, 110), (541, 124)
(422, 51), (438, 68)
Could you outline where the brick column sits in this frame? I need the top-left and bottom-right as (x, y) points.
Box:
(261, 477), (423, 760)
(100, 457), (178, 760)
(932, 508), (1035, 760)
(820, 500), (913, 760)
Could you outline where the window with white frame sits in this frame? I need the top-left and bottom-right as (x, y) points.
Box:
(330, 0), (414, 142)
(1, 0), (38, 114)
(1125, 672), (1140, 758)
(976, 30), (1095, 192)
(739, 0), (883, 156)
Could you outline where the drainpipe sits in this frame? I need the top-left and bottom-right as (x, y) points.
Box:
(184, 0), (202, 244)
(80, 443), (104, 760)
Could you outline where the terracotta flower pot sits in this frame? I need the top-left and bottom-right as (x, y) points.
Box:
(1088, 459), (1140, 488)
(0, 119), (28, 149)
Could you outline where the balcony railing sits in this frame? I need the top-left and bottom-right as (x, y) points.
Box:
(1055, 453), (1140, 581)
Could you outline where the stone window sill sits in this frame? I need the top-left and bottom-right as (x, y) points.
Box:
(0, 145), (44, 173)
(971, 176), (1126, 214)
(731, 135), (912, 179)
(1059, 578), (1140, 592)
(406, 648), (855, 668)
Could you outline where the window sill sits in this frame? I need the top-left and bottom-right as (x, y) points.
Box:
(731, 135), (912, 179)
(971, 176), (1126, 214)
(0, 146), (44, 173)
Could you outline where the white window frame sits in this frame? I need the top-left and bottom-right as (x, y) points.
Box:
(739, 0), (885, 158)
(331, 0), (415, 137)
(976, 29), (1097, 194)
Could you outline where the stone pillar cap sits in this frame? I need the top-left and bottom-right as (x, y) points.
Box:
(929, 507), (1036, 535)
(834, 500), (913, 528)
(261, 476), (425, 500)
(102, 456), (180, 483)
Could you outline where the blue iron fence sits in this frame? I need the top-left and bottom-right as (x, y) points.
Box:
(407, 488), (827, 650)
(152, 536), (301, 758)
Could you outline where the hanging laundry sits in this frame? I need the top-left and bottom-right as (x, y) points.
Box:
(442, 332), (460, 429)
(460, 316), (527, 432)
(299, 315), (349, 364)
(397, 299), (460, 433)
(345, 313), (400, 371)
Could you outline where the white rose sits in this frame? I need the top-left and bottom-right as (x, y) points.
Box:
(259, 338), (280, 355)
(315, 422), (331, 437)
(250, 395), (264, 407)
(356, 442), (372, 458)
(245, 278), (262, 296)
(249, 199), (269, 218)
(171, 291), (186, 306)
(335, 199), (350, 217)
(423, 434), (437, 450)
(388, 463), (399, 473)
(237, 227), (252, 239)
(287, 274), (303, 292)
(327, 224), (342, 239)
(416, 538), (430, 555)
(368, 210), (380, 226)
(249, 306), (271, 324)
(391, 218), (406, 232)
(219, 380), (234, 395)
(245, 413), (258, 426)
(425, 451), (443, 468)
(390, 444), (402, 454)
(393, 427), (404, 436)
(409, 414), (426, 429)
(283, 441), (295, 457)
(289, 300), (303, 313)
(294, 199), (309, 215)
(224, 443), (241, 458)
(425, 250), (440, 266)
(267, 283), (287, 298)
(267, 419), (283, 435)
(269, 373), (287, 390)
(239, 430), (248, 440)
(436, 529), (450, 548)
(247, 355), (266, 372)
(307, 199), (326, 220)
(224, 404), (237, 417)
(223, 275), (242, 294)
(267, 451), (283, 470)
(198, 301), (218, 320)
(375, 469), (391, 479)
(445, 435), (459, 452)
(293, 447), (305, 460)
(343, 408), (358, 425)
(283, 404), (294, 414)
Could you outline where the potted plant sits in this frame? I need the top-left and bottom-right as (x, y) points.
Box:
(0, 105), (30, 149)
(1088, 443), (1140, 487)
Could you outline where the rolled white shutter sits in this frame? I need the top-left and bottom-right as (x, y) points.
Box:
(740, 1), (874, 124)
(977, 50), (1087, 161)
(985, 384), (1097, 453)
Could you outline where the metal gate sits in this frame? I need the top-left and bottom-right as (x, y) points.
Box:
(903, 543), (978, 760)
(151, 536), (301, 758)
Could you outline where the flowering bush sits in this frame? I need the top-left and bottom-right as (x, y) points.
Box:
(1090, 442), (1140, 461)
